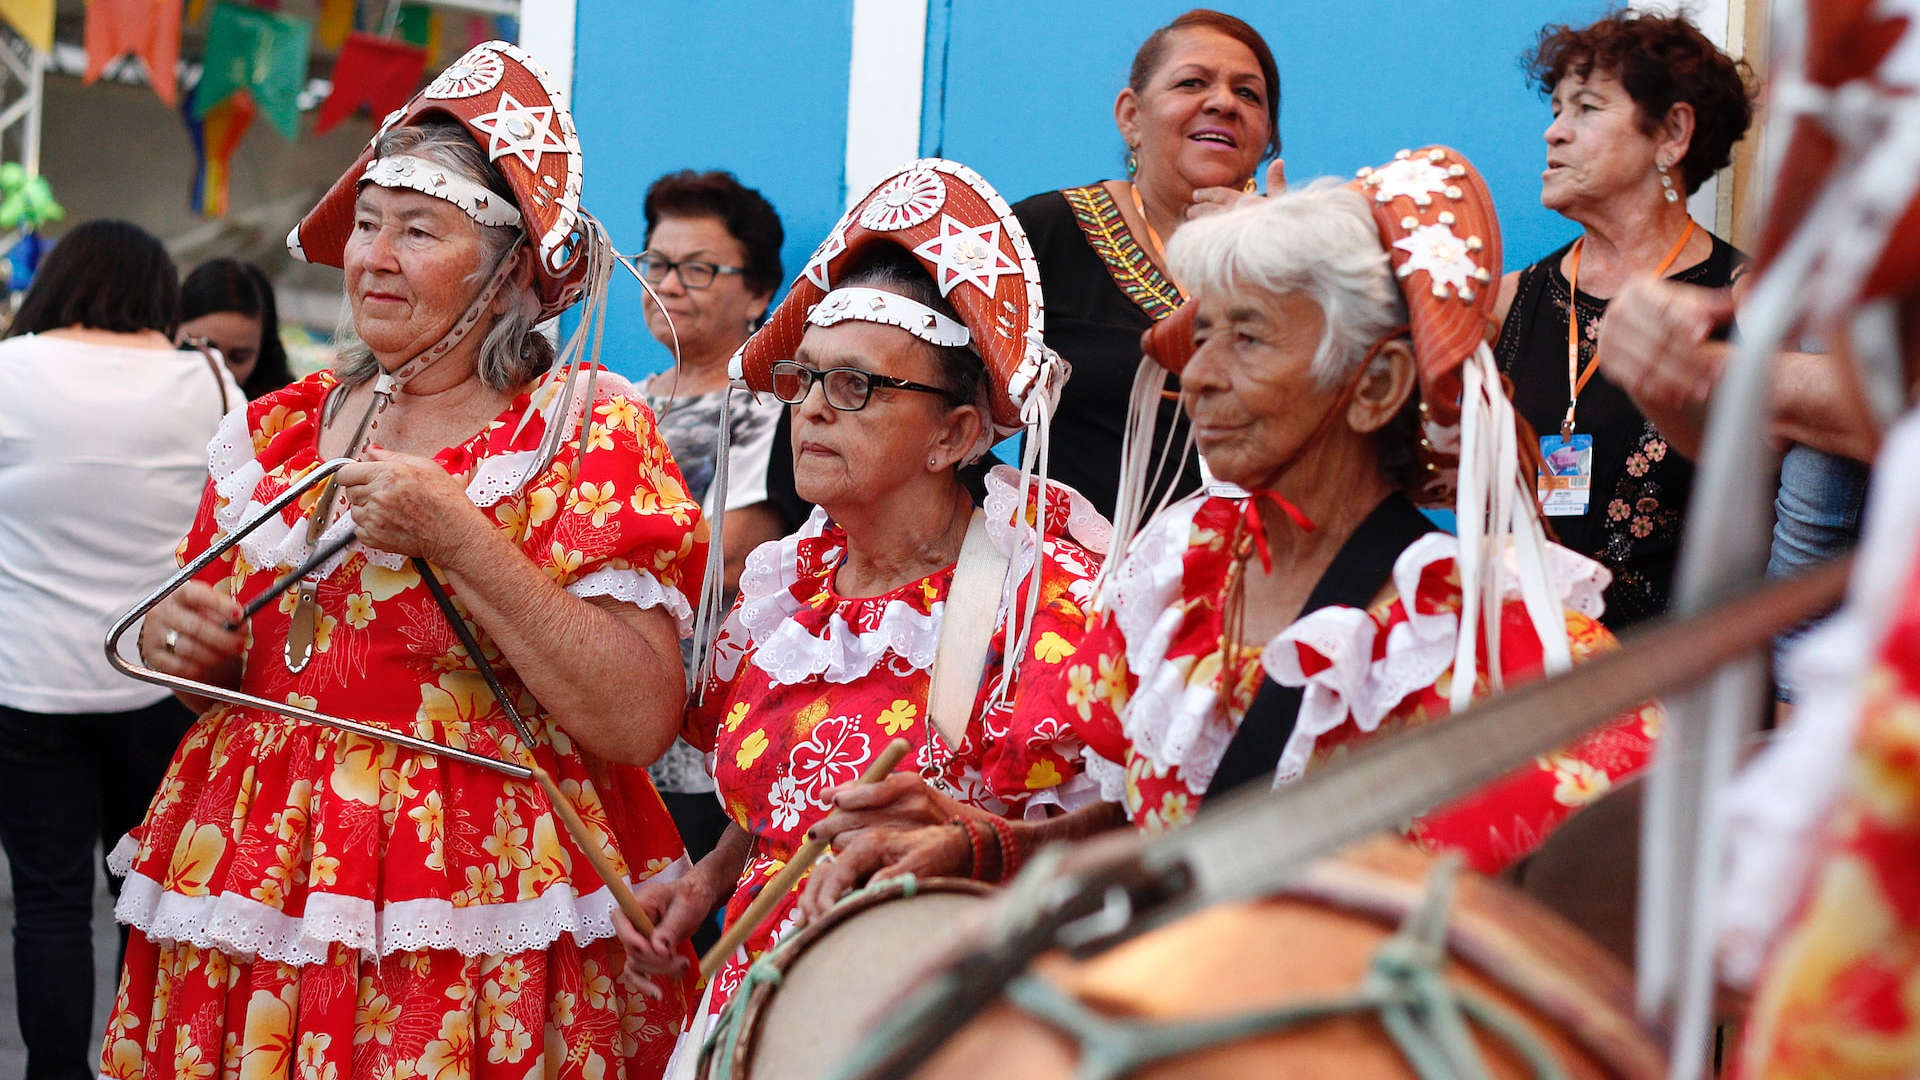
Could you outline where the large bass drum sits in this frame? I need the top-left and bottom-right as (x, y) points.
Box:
(702, 876), (995, 1080)
(886, 838), (1665, 1079)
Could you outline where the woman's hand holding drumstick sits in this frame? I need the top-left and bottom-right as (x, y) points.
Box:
(697, 737), (913, 981)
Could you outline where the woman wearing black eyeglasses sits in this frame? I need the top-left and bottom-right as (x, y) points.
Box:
(635, 171), (796, 878)
(618, 226), (1110, 1035)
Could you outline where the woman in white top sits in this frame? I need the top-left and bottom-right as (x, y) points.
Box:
(0, 218), (237, 1080)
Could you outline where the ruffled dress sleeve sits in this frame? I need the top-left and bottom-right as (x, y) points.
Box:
(494, 386), (705, 636)
(1264, 533), (1661, 872)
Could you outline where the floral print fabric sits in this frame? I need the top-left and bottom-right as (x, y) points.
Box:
(103, 368), (703, 1079)
(683, 469), (1103, 1018)
(1736, 552), (1920, 1080)
(1054, 493), (1660, 873)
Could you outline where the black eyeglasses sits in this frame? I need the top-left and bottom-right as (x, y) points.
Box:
(637, 251), (746, 289)
(769, 360), (960, 412)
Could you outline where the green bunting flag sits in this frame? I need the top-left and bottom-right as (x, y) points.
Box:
(194, 2), (312, 139)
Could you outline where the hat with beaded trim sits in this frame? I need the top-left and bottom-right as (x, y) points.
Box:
(691, 159), (1077, 703)
(729, 158), (1069, 439)
(287, 39), (589, 323)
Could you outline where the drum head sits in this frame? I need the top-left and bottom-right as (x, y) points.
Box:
(731, 878), (992, 1080)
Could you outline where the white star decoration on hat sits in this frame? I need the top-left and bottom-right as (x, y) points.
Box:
(912, 215), (1020, 298)
(1393, 223), (1480, 292)
(803, 222), (849, 290)
(470, 91), (568, 172)
(1364, 155), (1453, 206)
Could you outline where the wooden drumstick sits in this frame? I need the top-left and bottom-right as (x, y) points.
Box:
(699, 738), (912, 981)
(527, 763), (656, 937)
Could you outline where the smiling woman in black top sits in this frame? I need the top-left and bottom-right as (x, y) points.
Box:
(1011, 8), (1280, 517)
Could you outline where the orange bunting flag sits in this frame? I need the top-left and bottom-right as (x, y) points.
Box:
(83, 0), (184, 105)
(0, 0), (53, 54)
(315, 32), (425, 134)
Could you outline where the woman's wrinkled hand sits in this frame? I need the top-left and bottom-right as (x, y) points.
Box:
(614, 870), (717, 994)
(1596, 274), (1737, 415)
(336, 447), (483, 566)
(139, 582), (245, 685)
(797, 774), (975, 921)
(1187, 158), (1286, 220)
(797, 821), (972, 924)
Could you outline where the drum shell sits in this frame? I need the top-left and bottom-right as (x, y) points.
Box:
(709, 876), (994, 1080)
(909, 839), (1666, 1080)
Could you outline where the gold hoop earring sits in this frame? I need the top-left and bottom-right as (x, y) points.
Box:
(1243, 176), (1258, 195)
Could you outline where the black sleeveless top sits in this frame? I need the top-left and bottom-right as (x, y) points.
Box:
(1495, 234), (1747, 631)
(1010, 184), (1202, 518)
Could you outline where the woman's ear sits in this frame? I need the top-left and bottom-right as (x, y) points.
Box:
(929, 401), (986, 471)
(1114, 88), (1143, 154)
(492, 245), (538, 316)
(1347, 338), (1418, 434)
(1659, 101), (1697, 173)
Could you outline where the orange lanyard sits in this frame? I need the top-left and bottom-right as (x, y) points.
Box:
(1562, 218), (1697, 437)
(1128, 182), (1189, 301)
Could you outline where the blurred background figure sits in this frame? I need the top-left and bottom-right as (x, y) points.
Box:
(634, 170), (792, 891)
(178, 258), (294, 400)
(0, 219), (235, 1080)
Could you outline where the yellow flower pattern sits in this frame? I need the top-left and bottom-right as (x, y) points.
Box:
(106, 371), (703, 1079)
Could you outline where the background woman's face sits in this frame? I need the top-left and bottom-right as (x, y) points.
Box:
(641, 215), (768, 364)
(1541, 69), (1662, 215)
(1124, 28), (1271, 194)
(180, 310), (264, 386)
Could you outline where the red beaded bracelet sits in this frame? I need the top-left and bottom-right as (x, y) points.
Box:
(987, 815), (1020, 882)
(948, 814), (985, 879)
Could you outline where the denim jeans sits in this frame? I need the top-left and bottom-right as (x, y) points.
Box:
(1767, 444), (1870, 701)
(0, 698), (196, 1080)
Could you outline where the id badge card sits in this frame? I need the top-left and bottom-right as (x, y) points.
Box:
(1536, 433), (1594, 517)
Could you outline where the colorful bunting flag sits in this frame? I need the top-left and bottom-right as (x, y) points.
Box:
(185, 87), (256, 218)
(315, 32), (425, 134)
(83, 0), (183, 105)
(315, 0), (357, 52)
(0, 0), (53, 54)
(194, 2), (311, 139)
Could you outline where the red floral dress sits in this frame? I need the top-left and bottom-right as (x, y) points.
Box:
(1054, 493), (1660, 872)
(103, 369), (703, 1080)
(1726, 415), (1920, 1080)
(683, 467), (1107, 1020)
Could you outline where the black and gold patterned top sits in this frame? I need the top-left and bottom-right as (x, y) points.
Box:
(1012, 183), (1197, 518)
(1496, 233), (1747, 630)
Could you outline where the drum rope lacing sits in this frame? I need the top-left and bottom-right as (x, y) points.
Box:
(700, 875), (926, 1078)
(985, 857), (1565, 1080)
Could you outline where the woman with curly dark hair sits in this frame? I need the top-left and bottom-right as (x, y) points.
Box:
(1492, 9), (1756, 630)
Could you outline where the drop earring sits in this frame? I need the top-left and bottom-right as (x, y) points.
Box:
(1657, 158), (1679, 204)
(1126, 150), (1138, 177)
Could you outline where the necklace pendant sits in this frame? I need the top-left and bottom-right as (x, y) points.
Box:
(284, 584), (319, 673)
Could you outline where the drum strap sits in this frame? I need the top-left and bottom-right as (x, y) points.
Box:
(1204, 494), (1437, 801)
(928, 509), (1008, 751)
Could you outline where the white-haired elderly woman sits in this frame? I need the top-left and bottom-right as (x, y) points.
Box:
(111, 44), (703, 1080)
(1046, 169), (1660, 873)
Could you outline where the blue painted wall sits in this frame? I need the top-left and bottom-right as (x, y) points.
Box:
(571, 0), (1611, 380)
(923, 0), (1612, 274)
(569, 0), (853, 379)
